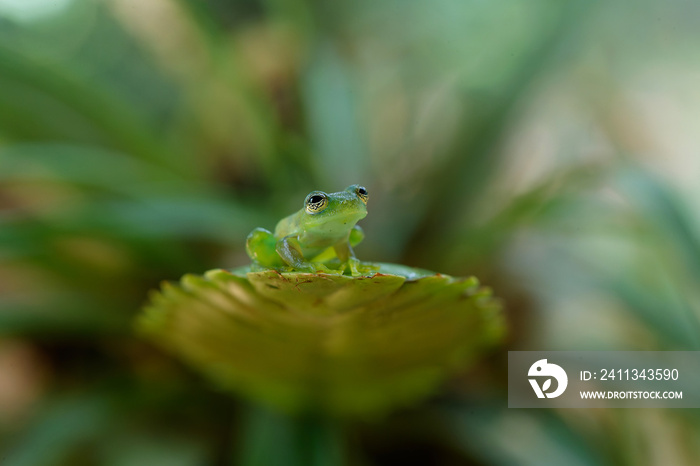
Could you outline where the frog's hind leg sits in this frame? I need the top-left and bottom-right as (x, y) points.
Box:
(246, 228), (284, 268)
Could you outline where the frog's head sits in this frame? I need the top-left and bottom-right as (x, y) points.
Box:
(301, 184), (368, 234)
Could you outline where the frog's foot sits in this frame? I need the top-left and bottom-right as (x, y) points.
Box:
(310, 262), (344, 275)
(249, 261), (270, 273)
(347, 258), (380, 277)
(284, 261), (341, 275)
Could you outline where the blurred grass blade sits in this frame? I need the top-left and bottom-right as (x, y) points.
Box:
(0, 300), (129, 336)
(597, 272), (700, 350)
(617, 165), (700, 282)
(237, 405), (343, 466)
(302, 44), (368, 187)
(445, 404), (605, 466)
(413, 0), (599, 251)
(0, 144), (267, 243)
(441, 163), (605, 270)
(0, 44), (195, 177)
(2, 394), (114, 466)
(0, 144), (191, 198)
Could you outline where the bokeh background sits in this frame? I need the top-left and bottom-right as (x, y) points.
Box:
(1, 0), (700, 464)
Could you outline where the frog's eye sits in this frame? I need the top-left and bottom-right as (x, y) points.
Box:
(355, 185), (368, 204)
(305, 192), (328, 214)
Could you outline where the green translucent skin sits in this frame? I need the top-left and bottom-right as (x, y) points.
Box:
(246, 185), (375, 275)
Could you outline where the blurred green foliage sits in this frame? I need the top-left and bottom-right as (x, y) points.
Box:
(2, 0), (700, 464)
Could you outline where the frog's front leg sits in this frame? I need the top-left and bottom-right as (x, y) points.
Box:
(335, 227), (378, 276)
(276, 235), (312, 271)
(349, 225), (364, 247)
(338, 226), (365, 276)
(333, 240), (362, 276)
(277, 236), (337, 273)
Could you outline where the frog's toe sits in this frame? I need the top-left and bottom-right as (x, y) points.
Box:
(312, 263), (342, 275)
(291, 263), (316, 274)
(347, 257), (365, 277)
(351, 260), (380, 276)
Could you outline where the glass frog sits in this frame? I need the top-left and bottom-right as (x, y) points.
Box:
(246, 185), (377, 276)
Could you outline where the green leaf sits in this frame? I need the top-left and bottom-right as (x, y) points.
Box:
(136, 264), (503, 418)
